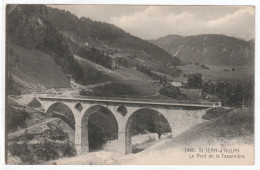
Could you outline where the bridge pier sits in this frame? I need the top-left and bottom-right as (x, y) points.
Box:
(75, 125), (82, 155)
(125, 128), (132, 154)
(116, 131), (126, 154)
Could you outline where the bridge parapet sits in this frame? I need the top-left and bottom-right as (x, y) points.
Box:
(37, 96), (221, 109)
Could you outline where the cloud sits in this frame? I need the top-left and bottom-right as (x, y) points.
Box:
(109, 6), (254, 40)
(49, 5), (146, 22)
(50, 5), (255, 40)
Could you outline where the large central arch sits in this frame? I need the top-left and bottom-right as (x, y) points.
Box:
(125, 108), (172, 154)
(46, 102), (76, 129)
(81, 105), (119, 153)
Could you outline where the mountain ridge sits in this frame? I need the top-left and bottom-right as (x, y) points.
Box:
(149, 34), (254, 66)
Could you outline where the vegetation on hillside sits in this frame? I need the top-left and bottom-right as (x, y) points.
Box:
(114, 57), (129, 68)
(8, 121), (76, 164)
(186, 73), (203, 89)
(47, 6), (183, 73)
(159, 85), (181, 99)
(202, 81), (254, 107)
(201, 107), (254, 139)
(80, 82), (139, 98)
(7, 105), (30, 133)
(153, 64), (182, 78)
(6, 5), (83, 83)
(76, 46), (114, 69)
(136, 65), (168, 84)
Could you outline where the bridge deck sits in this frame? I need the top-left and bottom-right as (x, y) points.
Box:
(38, 96), (221, 108)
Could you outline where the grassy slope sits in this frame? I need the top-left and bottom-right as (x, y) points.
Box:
(9, 45), (71, 91)
(73, 55), (112, 85)
(74, 55), (171, 99)
(151, 107), (254, 151)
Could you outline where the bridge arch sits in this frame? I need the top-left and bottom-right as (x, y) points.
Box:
(45, 102), (76, 129)
(81, 105), (119, 153)
(125, 108), (172, 154)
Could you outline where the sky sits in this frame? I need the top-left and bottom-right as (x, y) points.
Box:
(50, 5), (255, 40)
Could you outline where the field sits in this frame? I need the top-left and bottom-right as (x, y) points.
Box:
(173, 63), (254, 84)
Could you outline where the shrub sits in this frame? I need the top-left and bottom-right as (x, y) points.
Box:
(85, 82), (139, 97)
(8, 121), (75, 164)
(115, 57), (129, 67)
(202, 80), (216, 95)
(201, 64), (209, 70)
(6, 106), (30, 133)
(187, 73), (202, 89)
(183, 73), (188, 77)
(136, 65), (168, 84)
(76, 47), (113, 69)
(159, 84), (181, 99)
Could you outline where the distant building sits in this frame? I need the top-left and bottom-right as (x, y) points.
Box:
(170, 82), (182, 87)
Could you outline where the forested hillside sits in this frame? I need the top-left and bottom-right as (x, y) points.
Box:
(47, 7), (178, 69)
(6, 5), (83, 84)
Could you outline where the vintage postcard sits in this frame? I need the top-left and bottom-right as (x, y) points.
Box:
(4, 4), (255, 165)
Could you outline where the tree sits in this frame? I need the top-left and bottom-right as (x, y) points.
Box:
(228, 84), (243, 106)
(159, 75), (167, 85)
(171, 56), (182, 66)
(187, 73), (202, 89)
(202, 80), (216, 95)
(202, 81), (210, 92)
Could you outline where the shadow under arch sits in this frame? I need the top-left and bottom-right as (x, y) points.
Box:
(125, 108), (172, 154)
(46, 102), (76, 130)
(81, 105), (119, 153)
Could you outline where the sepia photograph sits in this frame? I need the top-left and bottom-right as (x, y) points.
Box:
(4, 3), (255, 165)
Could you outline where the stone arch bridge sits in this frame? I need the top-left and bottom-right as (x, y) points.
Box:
(37, 96), (221, 155)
